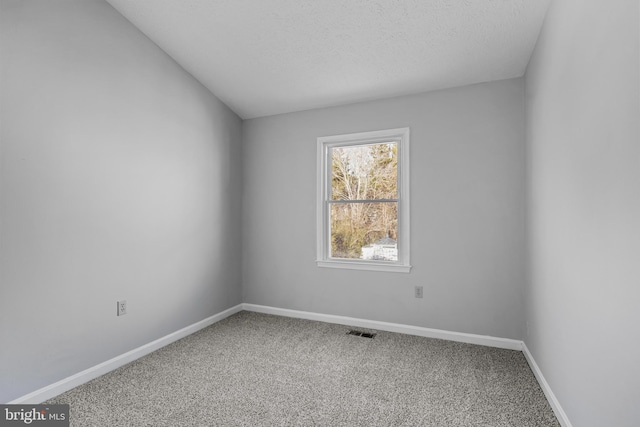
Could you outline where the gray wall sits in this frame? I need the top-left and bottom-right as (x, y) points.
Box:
(242, 78), (526, 340)
(0, 0), (243, 403)
(525, 0), (640, 426)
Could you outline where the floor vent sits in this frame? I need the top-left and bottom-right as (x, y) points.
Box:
(347, 329), (376, 339)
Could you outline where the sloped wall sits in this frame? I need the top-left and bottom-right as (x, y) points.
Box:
(0, 0), (243, 402)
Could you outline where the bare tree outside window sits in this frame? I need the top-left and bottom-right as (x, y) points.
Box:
(329, 142), (398, 260)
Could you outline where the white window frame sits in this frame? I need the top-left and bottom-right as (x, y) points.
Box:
(316, 127), (411, 273)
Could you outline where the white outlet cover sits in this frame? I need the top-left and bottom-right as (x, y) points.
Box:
(117, 300), (127, 316)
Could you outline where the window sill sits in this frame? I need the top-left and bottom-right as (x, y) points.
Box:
(316, 260), (412, 273)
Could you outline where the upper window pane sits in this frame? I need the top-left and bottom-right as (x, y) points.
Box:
(331, 142), (398, 201)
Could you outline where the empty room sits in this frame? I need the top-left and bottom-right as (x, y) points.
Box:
(1, 0), (638, 426)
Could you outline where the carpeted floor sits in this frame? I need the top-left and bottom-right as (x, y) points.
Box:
(46, 311), (560, 426)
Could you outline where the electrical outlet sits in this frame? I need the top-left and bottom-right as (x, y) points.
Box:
(414, 286), (423, 298)
(117, 300), (127, 316)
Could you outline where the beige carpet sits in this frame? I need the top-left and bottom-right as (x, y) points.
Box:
(47, 311), (560, 426)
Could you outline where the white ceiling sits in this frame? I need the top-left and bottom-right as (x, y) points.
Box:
(105, 0), (550, 119)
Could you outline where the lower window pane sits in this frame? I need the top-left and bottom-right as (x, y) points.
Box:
(330, 202), (398, 260)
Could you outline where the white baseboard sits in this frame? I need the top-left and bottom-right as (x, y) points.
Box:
(8, 304), (244, 404)
(522, 343), (573, 427)
(241, 303), (523, 351)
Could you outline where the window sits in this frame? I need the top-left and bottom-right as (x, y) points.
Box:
(317, 128), (410, 272)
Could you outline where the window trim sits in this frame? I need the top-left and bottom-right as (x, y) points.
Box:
(316, 127), (411, 273)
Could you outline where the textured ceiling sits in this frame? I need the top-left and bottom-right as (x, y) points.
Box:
(105, 0), (550, 119)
